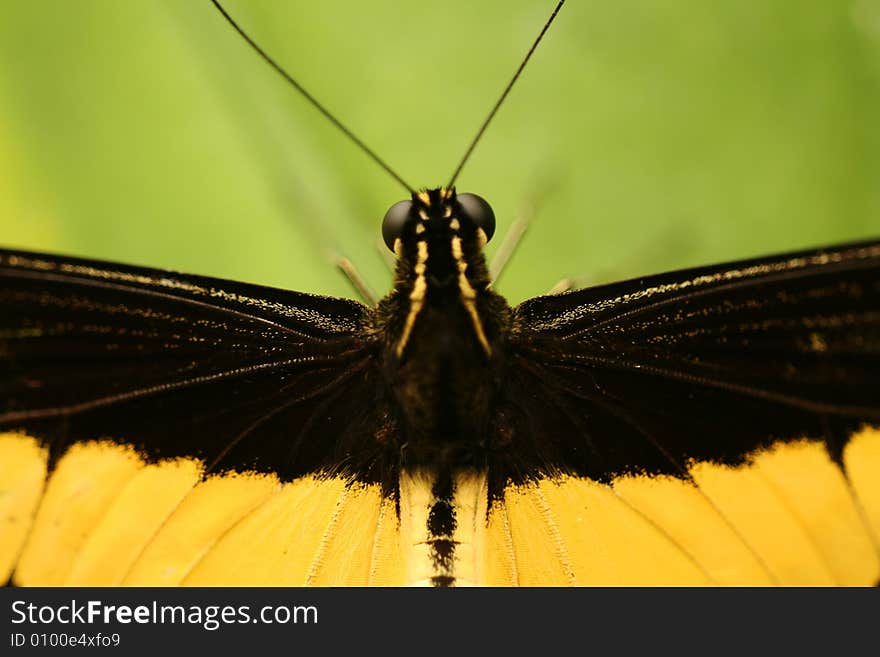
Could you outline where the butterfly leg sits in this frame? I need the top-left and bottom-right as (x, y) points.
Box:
(336, 256), (379, 306)
(375, 237), (397, 274)
(489, 212), (531, 285)
(545, 274), (592, 295)
(546, 278), (575, 295)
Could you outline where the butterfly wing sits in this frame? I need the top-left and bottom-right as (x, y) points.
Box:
(6, 242), (880, 586)
(0, 249), (402, 585)
(492, 240), (880, 585)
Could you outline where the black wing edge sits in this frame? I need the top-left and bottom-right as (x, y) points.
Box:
(0, 246), (369, 336)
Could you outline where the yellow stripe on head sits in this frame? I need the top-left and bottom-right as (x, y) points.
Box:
(451, 235), (491, 356)
(396, 240), (429, 357)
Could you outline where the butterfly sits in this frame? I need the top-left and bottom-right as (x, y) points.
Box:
(1, 1), (879, 587)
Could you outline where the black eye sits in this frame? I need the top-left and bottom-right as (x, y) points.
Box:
(457, 193), (495, 242)
(381, 200), (413, 251)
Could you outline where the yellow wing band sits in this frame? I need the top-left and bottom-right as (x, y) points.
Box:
(3, 427), (878, 586)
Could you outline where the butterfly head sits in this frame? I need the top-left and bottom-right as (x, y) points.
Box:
(379, 187), (505, 360)
(382, 187), (495, 292)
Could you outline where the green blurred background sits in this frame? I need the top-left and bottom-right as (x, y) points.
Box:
(1, 0), (879, 304)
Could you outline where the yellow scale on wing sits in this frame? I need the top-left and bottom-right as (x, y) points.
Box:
(485, 427), (880, 585)
(2, 427), (879, 586)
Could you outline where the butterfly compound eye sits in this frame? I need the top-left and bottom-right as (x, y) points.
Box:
(457, 193), (496, 242)
(382, 200), (413, 251)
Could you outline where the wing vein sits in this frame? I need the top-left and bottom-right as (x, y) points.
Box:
(0, 268), (331, 341)
(527, 350), (880, 418)
(0, 355), (360, 424)
(547, 244), (880, 339)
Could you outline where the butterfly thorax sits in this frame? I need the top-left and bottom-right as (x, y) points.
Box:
(372, 188), (512, 470)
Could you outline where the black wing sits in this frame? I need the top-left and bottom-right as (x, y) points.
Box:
(502, 239), (880, 482)
(0, 249), (390, 482)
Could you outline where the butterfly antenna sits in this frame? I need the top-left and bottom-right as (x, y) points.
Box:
(209, 0), (414, 194)
(447, 0), (565, 189)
